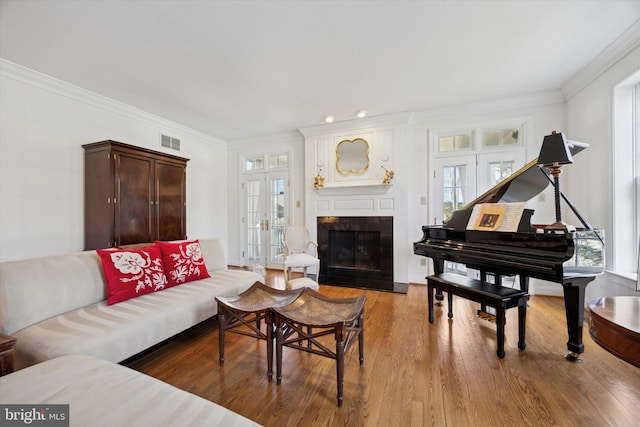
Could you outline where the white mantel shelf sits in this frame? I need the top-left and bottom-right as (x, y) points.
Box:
(314, 183), (392, 195)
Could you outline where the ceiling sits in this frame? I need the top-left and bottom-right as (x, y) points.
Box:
(1, 0), (640, 142)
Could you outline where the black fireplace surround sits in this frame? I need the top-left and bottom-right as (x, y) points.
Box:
(317, 216), (393, 291)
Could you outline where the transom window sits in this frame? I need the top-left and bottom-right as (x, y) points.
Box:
(483, 129), (519, 148)
(246, 153), (289, 171)
(438, 133), (472, 152)
(246, 156), (264, 171)
(269, 154), (288, 169)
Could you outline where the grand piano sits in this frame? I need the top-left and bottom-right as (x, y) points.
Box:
(414, 133), (604, 362)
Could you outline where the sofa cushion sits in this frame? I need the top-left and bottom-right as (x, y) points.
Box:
(97, 246), (168, 305)
(156, 240), (211, 286)
(0, 250), (106, 336)
(199, 238), (227, 271)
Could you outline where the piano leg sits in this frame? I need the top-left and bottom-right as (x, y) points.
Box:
(561, 276), (596, 362)
(518, 302), (526, 351)
(496, 306), (506, 358)
(427, 282), (435, 323)
(433, 260), (445, 303)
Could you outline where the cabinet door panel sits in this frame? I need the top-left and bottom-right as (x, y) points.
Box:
(116, 154), (154, 245)
(155, 161), (186, 241)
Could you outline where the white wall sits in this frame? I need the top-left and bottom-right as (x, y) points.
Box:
(0, 61), (229, 262)
(564, 42), (640, 299)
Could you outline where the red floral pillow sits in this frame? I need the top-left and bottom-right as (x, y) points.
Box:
(155, 240), (211, 287)
(97, 246), (168, 305)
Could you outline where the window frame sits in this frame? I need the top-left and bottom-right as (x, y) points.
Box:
(612, 74), (639, 281)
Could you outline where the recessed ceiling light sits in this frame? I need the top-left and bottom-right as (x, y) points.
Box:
(356, 110), (367, 118)
(325, 115), (334, 123)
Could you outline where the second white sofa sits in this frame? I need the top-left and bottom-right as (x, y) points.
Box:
(0, 354), (261, 426)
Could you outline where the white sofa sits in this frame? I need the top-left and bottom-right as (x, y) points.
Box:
(0, 238), (263, 370)
(0, 354), (260, 426)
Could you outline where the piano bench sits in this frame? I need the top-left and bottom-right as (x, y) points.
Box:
(427, 272), (529, 359)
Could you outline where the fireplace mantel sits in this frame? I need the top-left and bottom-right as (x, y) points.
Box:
(315, 183), (392, 195)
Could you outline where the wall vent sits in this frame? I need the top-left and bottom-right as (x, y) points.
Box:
(160, 134), (181, 151)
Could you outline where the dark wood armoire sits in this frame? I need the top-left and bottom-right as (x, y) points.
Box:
(83, 140), (189, 250)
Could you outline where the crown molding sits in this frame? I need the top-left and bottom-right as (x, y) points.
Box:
(298, 111), (414, 138)
(0, 59), (227, 150)
(562, 19), (640, 100)
(230, 130), (304, 149)
(412, 91), (565, 123)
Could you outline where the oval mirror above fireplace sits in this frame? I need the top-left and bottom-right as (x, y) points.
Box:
(336, 138), (370, 175)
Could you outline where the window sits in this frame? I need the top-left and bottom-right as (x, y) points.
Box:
(246, 153), (288, 171)
(269, 154), (288, 169)
(612, 72), (639, 281)
(482, 129), (519, 148)
(246, 156), (264, 171)
(438, 132), (472, 152)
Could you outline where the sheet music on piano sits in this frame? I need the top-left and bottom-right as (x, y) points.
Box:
(467, 202), (526, 233)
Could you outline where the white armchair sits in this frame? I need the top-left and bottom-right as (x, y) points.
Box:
(283, 225), (320, 289)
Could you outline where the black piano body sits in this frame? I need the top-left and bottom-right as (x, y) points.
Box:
(414, 137), (604, 361)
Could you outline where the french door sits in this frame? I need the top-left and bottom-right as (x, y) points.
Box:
(432, 150), (525, 277)
(244, 171), (288, 269)
(432, 151), (525, 224)
(432, 155), (477, 225)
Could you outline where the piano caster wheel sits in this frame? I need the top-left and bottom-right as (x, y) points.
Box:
(564, 352), (582, 363)
(497, 350), (505, 359)
(518, 343), (526, 351)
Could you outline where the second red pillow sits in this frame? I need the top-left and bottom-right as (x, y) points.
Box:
(155, 240), (211, 287)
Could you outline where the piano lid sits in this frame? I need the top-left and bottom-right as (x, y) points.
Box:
(458, 137), (589, 210)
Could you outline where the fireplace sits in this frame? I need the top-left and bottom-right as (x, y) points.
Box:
(317, 216), (393, 291)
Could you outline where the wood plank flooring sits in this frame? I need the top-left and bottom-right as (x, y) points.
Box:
(125, 270), (640, 427)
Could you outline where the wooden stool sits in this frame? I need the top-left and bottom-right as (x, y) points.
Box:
(273, 288), (366, 407)
(216, 282), (303, 381)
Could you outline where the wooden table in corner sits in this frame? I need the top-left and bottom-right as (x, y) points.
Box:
(588, 296), (640, 368)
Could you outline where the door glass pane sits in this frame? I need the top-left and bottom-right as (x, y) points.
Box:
(442, 165), (467, 219)
(488, 161), (514, 186)
(269, 177), (286, 263)
(246, 179), (261, 262)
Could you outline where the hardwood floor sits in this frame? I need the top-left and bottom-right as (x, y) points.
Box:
(125, 270), (640, 426)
